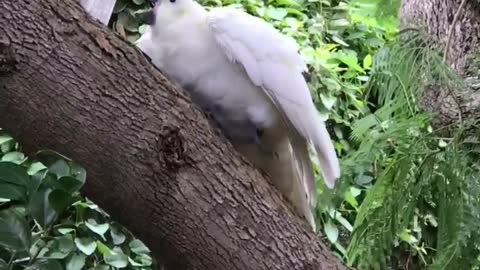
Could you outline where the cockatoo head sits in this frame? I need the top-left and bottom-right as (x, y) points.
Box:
(141, 0), (202, 30)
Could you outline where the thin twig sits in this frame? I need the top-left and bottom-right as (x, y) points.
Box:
(7, 252), (16, 270)
(443, 0), (468, 63)
(442, 0), (468, 124)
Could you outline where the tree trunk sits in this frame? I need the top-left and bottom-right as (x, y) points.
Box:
(0, 1), (347, 270)
(400, 0), (480, 73)
(400, 0), (480, 130)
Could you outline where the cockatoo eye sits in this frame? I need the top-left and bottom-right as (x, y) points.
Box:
(170, 0), (176, 2)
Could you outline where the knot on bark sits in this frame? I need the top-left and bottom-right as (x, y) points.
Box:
(0, 38), (17, 76)
(156, 125), (191, 173)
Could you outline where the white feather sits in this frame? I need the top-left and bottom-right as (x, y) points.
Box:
(207, 7), (340, 189)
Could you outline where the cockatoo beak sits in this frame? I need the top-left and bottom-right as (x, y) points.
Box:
(137, 1), (157, 26)
(148, 0), (159, 7)
(136, 0), (159, 25)
(137, 9), (156, 25)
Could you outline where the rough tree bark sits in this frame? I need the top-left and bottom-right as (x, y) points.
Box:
(0, 1), (347, 270)
(400, 0), (480, 130)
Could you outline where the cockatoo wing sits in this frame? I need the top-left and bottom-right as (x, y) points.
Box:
(206, 7), (340, 196)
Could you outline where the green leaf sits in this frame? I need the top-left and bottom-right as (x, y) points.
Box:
(58, 235), (75, 252)
(399, 229), (418, 244)
(328, 208), (353, 232)
(57, 176), (84, 193)
(74, 237), (97, 256)
(1, 140), (14, 153)
(129, 253), (153, 267)
(329, 18), (350, 28)
(93, 264), (110, 270)
(265, 7), (288, 20)
(363, 54), (373, 69)
(333, 241), (347, 256)
(335, 213), (354, 232)
(274, 0), (301, 7)
(43, 238), (72, 259)
(365, 37), (384, 47)
(138, 24), (148, 35)
(355, 174), (373, 185)
(0, 209), (31, 252)
(57, 227), (76, 235)
(24, 259), (62, 270)
(357, 75), (370, 81)
(330, 35), (349, 47)
(1, 151), (26, 164)
(9, 205), (27, 217)
(320, 93), (337, 110)
(344, 188), (360, 209)
(28, 187), (57, 229)
(66, 254), (87, 270)
(350, 186), (362, 197)
(425, 214), (438, 227)
(29, 170), (47, 196)
(73, 199), (110, 217)
(85, 219), (109, 238)
(110, 225), (126, 245)
(104, 251), (129, 268)
(324, 220), (339, 243)
(333, 50), (364, 72)
(439, 139), (448, 148)
(73, 199), (99, 210)
(0, 162), (29, 186)
(0, 182), (27, 201)
(28, 162), (47, 176)
(322, 78), (342, 92)
(48, 159), (70, 178)
(0, 135), (13, 145)
(69, 162), (86, 184)
(113, 0), (127, 13)
(129, 239), (151, 255)
(116, 10), (139, 33)
(96, 241), (111, 255)
(48, 189), (73, 213)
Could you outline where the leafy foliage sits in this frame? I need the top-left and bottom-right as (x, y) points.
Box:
(0, 131), (155, 270)
(343, 30), (480, 269)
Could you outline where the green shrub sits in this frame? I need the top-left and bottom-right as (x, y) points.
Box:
(0, 131), (155, 270)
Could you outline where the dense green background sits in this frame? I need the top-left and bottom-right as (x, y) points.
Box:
(0, 0), (479, 269)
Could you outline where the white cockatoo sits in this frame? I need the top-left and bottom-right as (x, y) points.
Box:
(136, 0), (340, 231)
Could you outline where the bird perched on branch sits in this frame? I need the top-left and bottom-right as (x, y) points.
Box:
(136, 0), (340, 231)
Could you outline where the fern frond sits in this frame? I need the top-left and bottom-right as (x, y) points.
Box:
(344, 30), (480, 269)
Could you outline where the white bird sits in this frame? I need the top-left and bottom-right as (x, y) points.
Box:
(136, 0), (340, 231)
